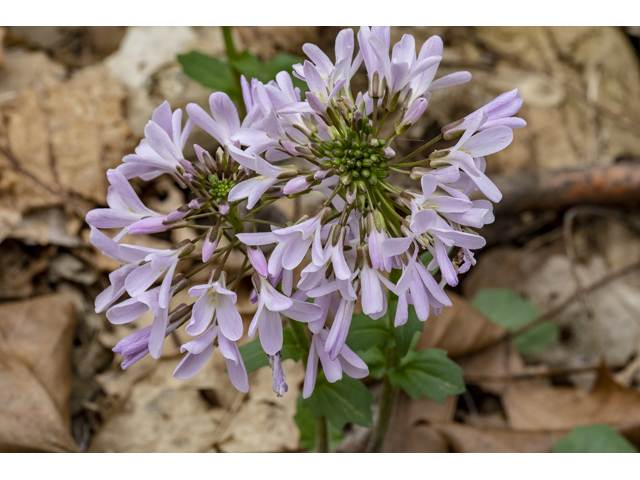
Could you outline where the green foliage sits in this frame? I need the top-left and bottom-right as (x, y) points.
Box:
(393, 303), (424, 360)
(388, 337), (465, 403)
(302, 375), (373, 429)
(238, 336), (269, 373)
(346, 312), (393, 352)
(178, 49), (305, 103)
(177, 51), (239, 100)
(553, 425), (637, 453)
(512, 320), (559, 355)
(472, 288), (559, 354)
(356, 347), (386, 379)
(294, 395), (344, 452)
(281, 326), (307, 362)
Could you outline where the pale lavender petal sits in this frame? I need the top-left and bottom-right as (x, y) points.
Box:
(173, 346), (215, 380)
(216, 294), (243, 341)
(259, 307), (284, 355)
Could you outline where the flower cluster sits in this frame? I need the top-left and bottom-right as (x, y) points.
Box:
(88, 26), (525, 398)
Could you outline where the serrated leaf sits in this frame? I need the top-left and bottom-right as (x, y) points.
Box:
(388, 347), (465, 403)
(294, 395), (344, 452)
(303, 375), (373, 429)
(177, 51), (239, 100)
(553, 425), (637, 453)
(238, 337), (269, 373)
(513, 320), (559, 355)
(345, 312), (393, 353)
(472, 288), (541, 331)
(282, 327), (307, 362)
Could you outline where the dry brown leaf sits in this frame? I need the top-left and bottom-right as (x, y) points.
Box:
(433, 422), (566, 453)
(0, 349), (78, 452)
(457, 343), (526, 395)
(418, 292), (507, 358)
(503, 365), (640, 430)
(0, 294), (76, 419)
(0, 294), (77, 452)
(383, 393), (457, 453)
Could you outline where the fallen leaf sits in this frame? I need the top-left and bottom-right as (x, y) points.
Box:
(0, 294), (78, 452)
(503, 364), (640, 431)
(433, 422), (566, 453)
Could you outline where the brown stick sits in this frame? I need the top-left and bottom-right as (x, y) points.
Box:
(489, 163), (640, 216)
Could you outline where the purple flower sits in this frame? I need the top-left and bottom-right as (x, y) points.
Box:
(89, 227), (150, 313)
(186, 92), (267, 151)
(227, 146), (296, 208)
(303, 328), (368, 399)
(430, 112), (513, 202)
(442, 89), (526, 140)
(269, 352), (288, 397)
(113, 317), (182, 369)
(250, 274), (322, 355)
(86, 169), (163, 239)
(120, 242), (192, 309)
(118, 101), (194, 181)
(173, 325), (249, 393)
(185, 275), (243, 341)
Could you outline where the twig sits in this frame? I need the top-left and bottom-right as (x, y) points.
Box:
(464, 362), (625, 384)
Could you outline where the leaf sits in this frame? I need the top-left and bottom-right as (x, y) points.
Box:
(553, 425), (637, 453)
(512, 320), (559, 355)
(294, 395), (344, 452)
(303, 375), (373, 429)
(472, 288), (541, 331)
(229, 51), (307, 93)
(281, 327), (307, 362)
(394, 303), (424, 360)
(357, 347), (386, 379)
(471, 288), (557, 354)
(388, 344), (465, 403)
(433, 423), (567, 453)
(345, 312), (393, 353)
(177, 51), (239, 100)
(503, 364), (640, 430)
(238, 337), (269, 373)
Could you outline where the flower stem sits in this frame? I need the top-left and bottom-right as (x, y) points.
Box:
(316, 417), (330, 453)
(221, 26), (246, 118)
(392, 133), (443, 165)
(367, 372), (398, 453)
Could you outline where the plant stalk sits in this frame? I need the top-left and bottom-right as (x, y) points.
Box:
(367, 372), (398, 453)
(316, 417), (330, 453)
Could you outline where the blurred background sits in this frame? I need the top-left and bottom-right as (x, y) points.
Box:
(1, 26), (640, 453)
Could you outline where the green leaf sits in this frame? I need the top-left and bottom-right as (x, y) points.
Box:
(388, 346), (465, 403)
(357, 347), (386, 379)
(472, 288), (541, 330)
(394, 303), (424, 360)
(472, 288), (558, 355)
(303, 375), (373, 429)
(238, 337), (269, 373)
(512, 320), (559, 355)
(294, 395), (344, 452)
(553, 425), (637, 453)
(177, 51), (239, 100)
(281, 327), (307, 362)
(345, 312), (394, 353)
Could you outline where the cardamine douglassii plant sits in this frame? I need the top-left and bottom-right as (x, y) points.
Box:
(87, 26), (525, 450)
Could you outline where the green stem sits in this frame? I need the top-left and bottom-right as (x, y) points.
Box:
(316, 417), (330, 453)
(367, 373), (398, 453)
(221, 26), (246, 118)
(392, 133), (443, 165)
